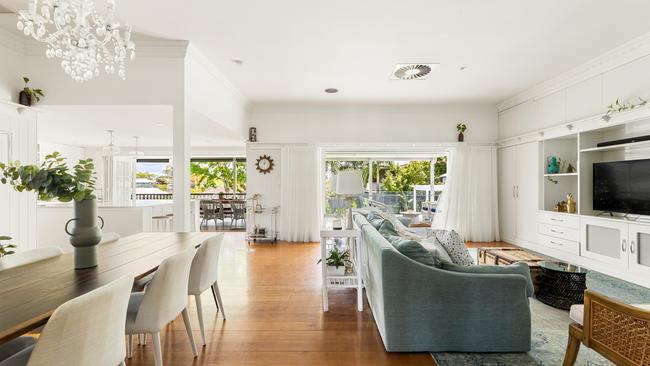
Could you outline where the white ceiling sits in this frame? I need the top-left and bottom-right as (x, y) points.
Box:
(37, 106), (245, 148)
(2, 1), (650, 104)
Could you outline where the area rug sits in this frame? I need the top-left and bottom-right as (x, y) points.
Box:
(432, 252), (650, 366)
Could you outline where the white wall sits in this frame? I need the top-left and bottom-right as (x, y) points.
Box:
(0, 42), (21, 102)
(246, 144), (282, 209)
(38, 141), (86, 165)
(498, 32), (650, 140)
(250, 103), (498, 144)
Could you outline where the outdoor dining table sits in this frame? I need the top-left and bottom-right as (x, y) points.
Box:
(0, 232), (215, 343)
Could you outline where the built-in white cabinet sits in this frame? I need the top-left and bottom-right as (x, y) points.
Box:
(580, 216), (628, 269)
(536, 90), (566, 129)
(499, 142), (539, 245)
(628, 224), (650, 277)
(565, 75), (603, 122)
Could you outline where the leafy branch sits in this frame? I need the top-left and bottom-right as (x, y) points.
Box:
(0, 236), (16, 257)
(22, 77), (44, 102)
(0, 152), (96, 202)
(603, 97), (647, 121)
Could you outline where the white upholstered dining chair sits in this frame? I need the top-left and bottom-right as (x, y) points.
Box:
(125, 248), (198, 366)
(0, 275), (133, 366)
(0, 247), (63, 271)
(188, 233), (226, 346)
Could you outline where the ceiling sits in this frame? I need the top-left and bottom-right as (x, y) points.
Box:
(37, 106), (245, 148)
(2, 1), (650, 104)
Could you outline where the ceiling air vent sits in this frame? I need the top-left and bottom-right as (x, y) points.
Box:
(391, 63), (438, 80)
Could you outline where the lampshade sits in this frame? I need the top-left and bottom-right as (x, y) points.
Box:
(335, 170), (365, 195)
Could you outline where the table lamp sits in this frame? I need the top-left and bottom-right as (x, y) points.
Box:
(335, 170), (365, 229)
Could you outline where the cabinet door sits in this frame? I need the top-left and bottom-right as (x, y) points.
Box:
(628, 224), (650, 276)
(515, 142), (539, 244)
(580, 217), (628, 268)
(498, 147), (517, 242)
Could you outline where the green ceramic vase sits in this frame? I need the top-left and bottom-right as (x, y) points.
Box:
(65, 199), (104, 269)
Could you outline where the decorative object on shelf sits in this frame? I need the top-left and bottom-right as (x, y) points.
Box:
(546, 176), (559, 184)
(334, 170), (364, 229)
(102, 130), (120, 156)
(456, 123), (467, 142)
(0, 152), (103, 269)
(18, 77), (43, 106)
(566, 163), (577, 173)
(547, 156), (561, 174)
(602, 97), (647, 121)
(554, 200), (567, 213)
(248, 193), (262, 212)
(317, 246), (351, 276)
(0, 236), (16, 257)
(567, 193), (577, 214)
(254, 227), (266, 236)
(332, 218), (343, 230)
(255, 155), (274, 174)
(16, 0), (136, 82)
(248, 127), (257, 142)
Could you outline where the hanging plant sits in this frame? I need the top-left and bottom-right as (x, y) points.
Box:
(18, 77), (44, 107)
(602, 97), (647, 121)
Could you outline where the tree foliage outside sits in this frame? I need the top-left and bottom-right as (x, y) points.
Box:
(190, 162), (246, 193)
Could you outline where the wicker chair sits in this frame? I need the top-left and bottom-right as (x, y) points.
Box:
(230, 200), (246, 229)
(563, 289), (650, 366)
(200, 200), (226, 229)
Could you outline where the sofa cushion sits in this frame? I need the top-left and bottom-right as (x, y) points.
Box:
(419, 238), (453, 266)
(435, 230), (473, 266)
(378, 220), (398, 237)
(384, 235), (435, 267)
(440, 261), (534, 297)
(569, 303), (650, 325)
(366, 212), (386, 229)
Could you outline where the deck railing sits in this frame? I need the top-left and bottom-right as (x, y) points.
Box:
(135, 192), (247, 200)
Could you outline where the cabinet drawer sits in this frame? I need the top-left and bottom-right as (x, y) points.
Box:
(538, 223), (580, 242)
(538, 234), (580, 255)
(538, 211), (579, 229)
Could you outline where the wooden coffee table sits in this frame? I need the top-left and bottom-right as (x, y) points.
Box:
(477, 247), (544, 294)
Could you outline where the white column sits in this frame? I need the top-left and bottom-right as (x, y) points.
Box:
(173, 104), (191, 232)
(367, 160), (373, 195)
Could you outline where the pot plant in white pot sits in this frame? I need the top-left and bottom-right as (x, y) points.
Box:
(0, 152), (102, 269)
(0, 236), (16, 257)
(318, 246), (351, 276)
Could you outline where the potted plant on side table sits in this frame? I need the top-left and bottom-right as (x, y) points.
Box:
(0, 236), (16, 257)
(0, 152), (102, 269)
(318, 246), (351, 276)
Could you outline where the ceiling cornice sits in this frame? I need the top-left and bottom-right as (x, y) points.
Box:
(497, 31), (650, 112)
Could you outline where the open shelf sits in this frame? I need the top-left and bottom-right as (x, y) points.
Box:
(543, 173), (578, 177)
(580, 139), (650, 153)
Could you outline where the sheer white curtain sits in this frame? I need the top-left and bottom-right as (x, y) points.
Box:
(433, 144), (500, 242)
(280, 145), (323, 242)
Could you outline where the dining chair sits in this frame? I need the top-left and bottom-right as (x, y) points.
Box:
(188, 234), (226, 346)
(0, 275), (133, 366)
(200, 200), (226, 229)
(125, 248), (198, 366)
(0, 247), (63, 271)
(230, 200), (246, 229)
(563, 289), (650, 366)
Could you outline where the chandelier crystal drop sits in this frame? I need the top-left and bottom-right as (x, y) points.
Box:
(16, 0), (136, 82)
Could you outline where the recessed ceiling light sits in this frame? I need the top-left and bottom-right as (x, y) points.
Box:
(460, 66), (468, 71)
(391, 63), (439, 80)
(231, 59), (244, 65)
(324, 88), (339, 94)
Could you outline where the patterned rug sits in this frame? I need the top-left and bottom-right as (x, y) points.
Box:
(432, 252), (650, 366)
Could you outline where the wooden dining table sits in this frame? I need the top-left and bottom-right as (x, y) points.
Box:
(0, 232), (215, 344)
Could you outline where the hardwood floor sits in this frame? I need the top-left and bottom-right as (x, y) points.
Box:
(125, 233), (436, 366)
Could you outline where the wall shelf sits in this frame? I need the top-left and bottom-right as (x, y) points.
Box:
(580, 139), (650, 153)
(543, 173), (578, 177)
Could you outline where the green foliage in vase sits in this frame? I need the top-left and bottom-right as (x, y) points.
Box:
(456, 123), (467, 134)
(0, 236), (16, 257)
(0, 152), (96, 202)
(22, 77), (44, 102)
(317, 246), (351, 268)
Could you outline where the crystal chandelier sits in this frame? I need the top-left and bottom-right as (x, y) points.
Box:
(16, 0), (136, 82)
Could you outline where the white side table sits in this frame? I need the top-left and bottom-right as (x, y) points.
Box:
(320, 218), (363, 312)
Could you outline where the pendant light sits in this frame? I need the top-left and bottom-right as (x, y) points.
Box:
(102, 130), (120, 155)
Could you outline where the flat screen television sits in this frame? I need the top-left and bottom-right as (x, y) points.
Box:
(593, 159), (650, 215)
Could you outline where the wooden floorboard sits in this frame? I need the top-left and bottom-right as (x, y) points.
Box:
(124, 233), (437, 365)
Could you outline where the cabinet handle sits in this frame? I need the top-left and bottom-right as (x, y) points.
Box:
(622, 239), (627, 252)
(513, 185), (515, 198)
(550, 218), (564, 222)
(549, 241), (563, 246)
(550, 229), (564, 234)
(516, 185), (519, 198)
(630, 241), (636, 254)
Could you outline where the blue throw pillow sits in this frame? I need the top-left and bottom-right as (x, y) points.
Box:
(378, 220), (398, 237)
(384, 235), (435, 267)
(440, 261), (534, 297)
(367, 212), (386, 229)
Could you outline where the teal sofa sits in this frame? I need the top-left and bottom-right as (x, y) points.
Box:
(353, 213), (532, 353)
